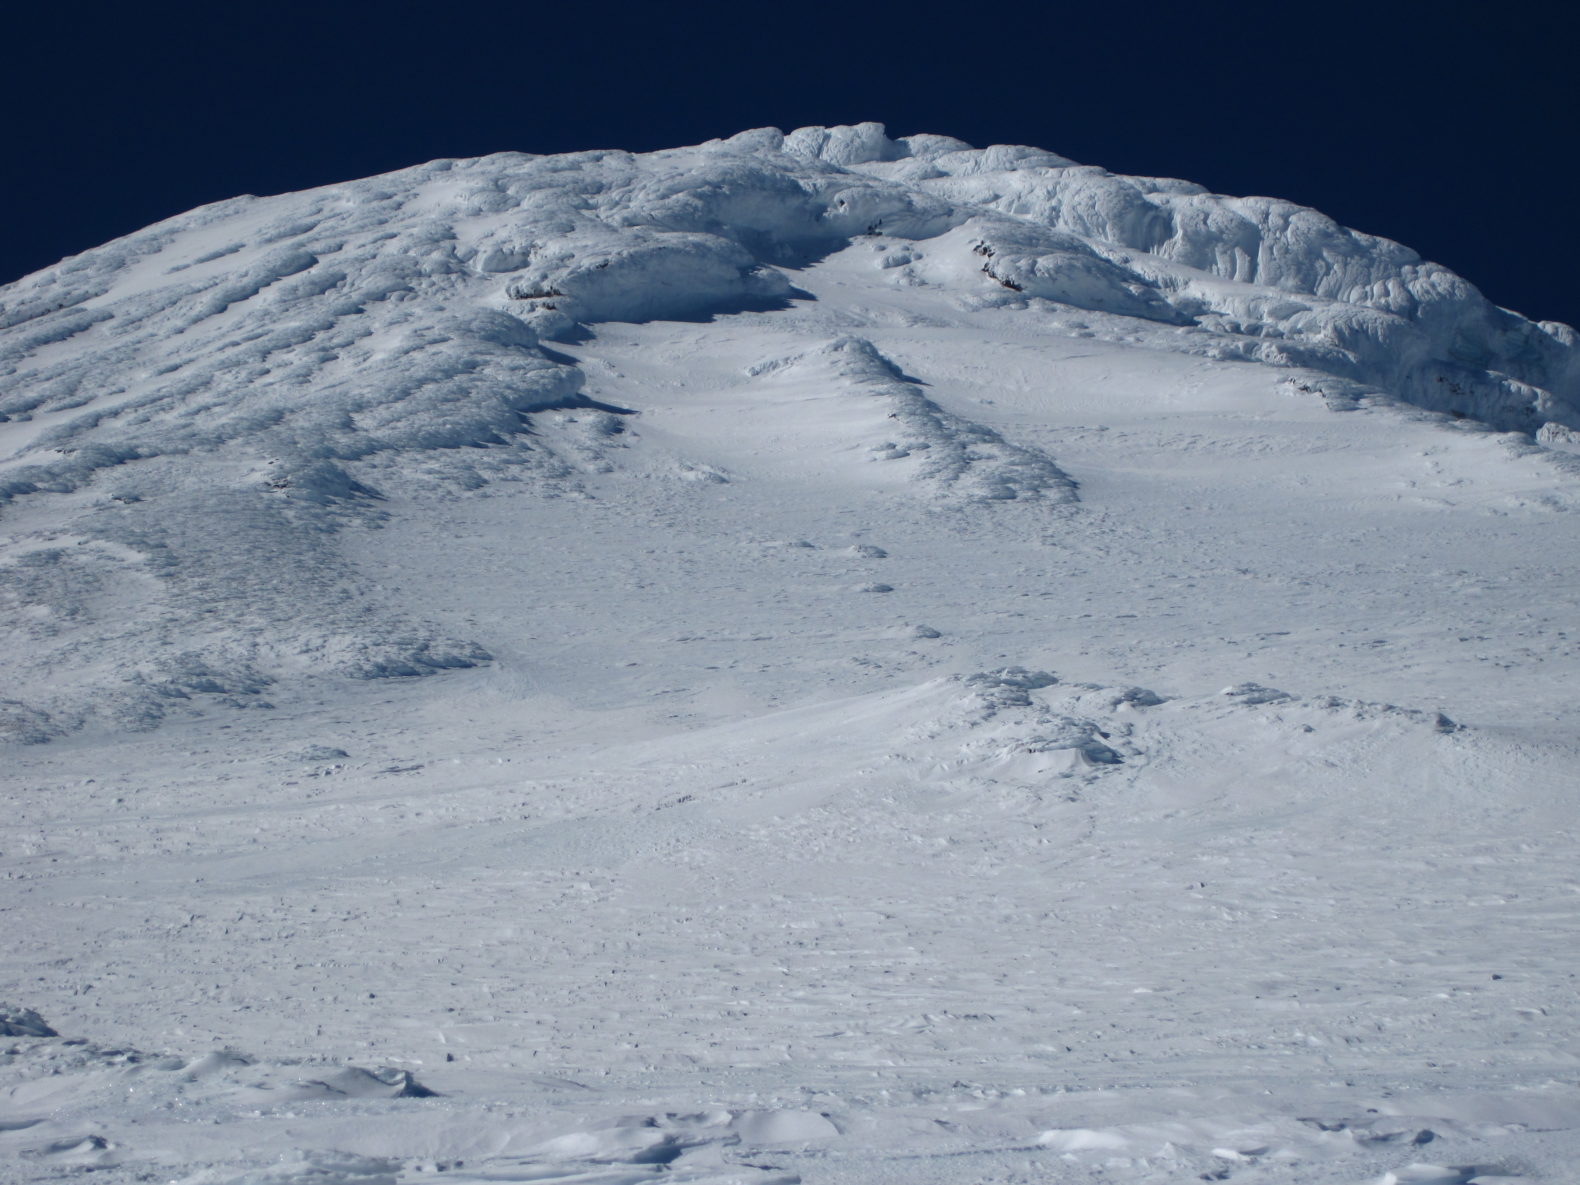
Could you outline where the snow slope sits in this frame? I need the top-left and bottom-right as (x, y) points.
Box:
(3, 125), (1580, 1184)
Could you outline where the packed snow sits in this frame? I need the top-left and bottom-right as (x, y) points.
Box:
(3, 124), (1580, 1184)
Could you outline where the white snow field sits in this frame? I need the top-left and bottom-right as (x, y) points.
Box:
(3, 123), (1580, 1184)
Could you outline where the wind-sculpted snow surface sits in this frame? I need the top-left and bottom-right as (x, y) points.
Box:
(848, 132), (1580, 432)
(6, 666), (1578, 1184)
(4, 121), (1576, 483)
(6, 122), (1580, 1184)
(3, 121), (1579, 735)
(746, 337), (1078, 504)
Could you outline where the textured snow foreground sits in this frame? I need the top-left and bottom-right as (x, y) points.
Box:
(4, 126), (1580, 1184)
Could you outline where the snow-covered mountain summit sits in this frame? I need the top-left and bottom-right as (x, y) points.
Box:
(3, 122), (1578, 742)
(6, 125), (1580, 1185)
(8, 120), (1578, 460)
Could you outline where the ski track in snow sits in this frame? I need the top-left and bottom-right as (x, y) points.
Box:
(3, 124), (1580, 1184)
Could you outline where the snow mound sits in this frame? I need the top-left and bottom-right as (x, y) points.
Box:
(962, 666), (1062, 707)
(1221, 681), (1295, 705)
(0, 1015), (808, 1185)
(0, 1007), (56, 1038)
(0, 1017), (438, 1183)
(749, 337), (1078, 503)
(0, 1027), (438, 1108)
(899, 145), (1580, 433)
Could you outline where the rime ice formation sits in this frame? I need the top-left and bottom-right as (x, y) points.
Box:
(5, 126), (1580, 1185)
(3, 122), (1576, 739)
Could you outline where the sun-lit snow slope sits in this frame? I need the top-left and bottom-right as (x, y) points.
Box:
(3, 122), (1580, 739)
(5, 125), (1580, 1185)
(5, 617), (1580, 1183)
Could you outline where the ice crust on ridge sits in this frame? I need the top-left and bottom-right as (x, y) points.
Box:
(5, 120), (1576, 481)
(2, 122), (1579, 740)
(746, 335), (1079, 504)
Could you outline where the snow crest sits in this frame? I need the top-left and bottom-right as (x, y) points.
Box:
(1, 123), (1578, 739)
(747, 336), (1078, 504)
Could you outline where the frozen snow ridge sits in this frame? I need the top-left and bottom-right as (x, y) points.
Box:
(4, 120), (1574, 487)
(1, 122), (1577, 740)
(748, 336), (1079, 503)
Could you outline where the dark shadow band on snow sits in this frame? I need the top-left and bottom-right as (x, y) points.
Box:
(523, 393), (637, 416)
(622, 289), (812, 326)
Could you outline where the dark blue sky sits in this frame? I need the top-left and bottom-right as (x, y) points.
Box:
(7, 2), (1578, 327)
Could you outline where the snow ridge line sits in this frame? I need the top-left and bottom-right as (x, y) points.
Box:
(4, 122), (1577, 449)
(748, 336), (1079, 505)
